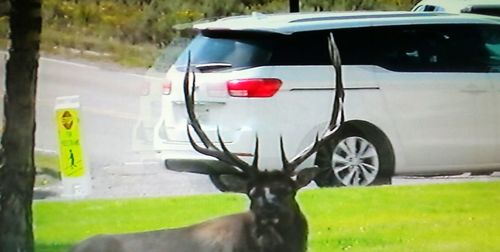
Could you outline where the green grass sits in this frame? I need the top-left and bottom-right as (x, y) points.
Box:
(302, 182), (500, 252)
(39, 28), (161, 67)
(34, 181), (500, 252)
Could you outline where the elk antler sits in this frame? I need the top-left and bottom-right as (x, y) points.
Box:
(184, 33), (344, 177)
(281, 33), (345, 174)
(183, 52), (258, 178)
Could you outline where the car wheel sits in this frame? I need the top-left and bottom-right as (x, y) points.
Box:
(314, 126), (394, 187)
(209, 174), (230, 192)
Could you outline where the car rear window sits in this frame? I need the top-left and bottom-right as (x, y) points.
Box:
(175, 30), (334, 70)
(174, 31), (276, 71)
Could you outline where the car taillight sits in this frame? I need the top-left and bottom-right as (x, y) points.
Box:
(226, 78), (282, 98)
(162, 81), (172, 95)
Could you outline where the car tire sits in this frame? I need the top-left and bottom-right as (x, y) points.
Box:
(314, 126), (394, 187)
(470, 171), (494, 176)
(209, 174), (230, 192)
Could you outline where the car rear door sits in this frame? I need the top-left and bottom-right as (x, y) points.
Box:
(372, 24), (496, 174)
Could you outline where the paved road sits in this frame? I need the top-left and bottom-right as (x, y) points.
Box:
(35, 157), (499, 200)
(1, 54), (498, 200)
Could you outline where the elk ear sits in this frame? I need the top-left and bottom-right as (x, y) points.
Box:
(217, 174), (248, 193)
(295, 167), (321, 189)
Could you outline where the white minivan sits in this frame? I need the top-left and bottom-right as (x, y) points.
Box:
(153, 11), (500, 188)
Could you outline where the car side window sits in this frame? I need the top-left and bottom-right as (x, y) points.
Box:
(266, 24), (500, 72)
(333, 25), (494, 73)
(481, 26), (500, 72)
(411, 25), (490, 72)
(270, 31), (330, 66)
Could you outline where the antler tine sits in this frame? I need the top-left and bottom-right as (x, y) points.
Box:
(251, 135), (259, 170)
(190, 69), (196, 114)
(183, 52), (256, 176)
(283, 33), (345, 173)
(279, 136), (289, 170)
(216, 127), (255, 174)
(292, 134), (320, 167)
(187, 125), (251, 173)
(183, 53), (215, 149)
(328, 32), (345, 130)
(187, 124), (226, 159)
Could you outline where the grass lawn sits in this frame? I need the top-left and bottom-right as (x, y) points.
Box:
(34, 181), (500, 252)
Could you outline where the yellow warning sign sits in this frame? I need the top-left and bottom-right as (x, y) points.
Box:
(56, 109), (85, 178)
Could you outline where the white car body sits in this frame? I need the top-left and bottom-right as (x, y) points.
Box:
(153, 11), (500, 186)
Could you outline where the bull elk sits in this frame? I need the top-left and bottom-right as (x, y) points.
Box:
(70, 33), (345, 252)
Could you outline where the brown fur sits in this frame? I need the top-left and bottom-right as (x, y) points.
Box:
(71, 212), (258, 252)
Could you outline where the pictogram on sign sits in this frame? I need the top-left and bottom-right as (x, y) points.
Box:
(62, 111), (74, 130)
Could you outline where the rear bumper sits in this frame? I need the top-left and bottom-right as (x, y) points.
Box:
(154, 126), (257, 164)
(153, 118), (318, 170)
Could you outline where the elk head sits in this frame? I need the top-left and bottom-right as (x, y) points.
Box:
(165, 33), (345, 251)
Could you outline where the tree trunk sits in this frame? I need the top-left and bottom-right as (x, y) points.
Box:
(0, 0), (41, 251)
(289, 0), (299, 12)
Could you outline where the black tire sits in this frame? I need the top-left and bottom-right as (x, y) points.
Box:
(209, 174), (230, 192)
(470, 171), (494, 176)
(314, 125), (394, 187)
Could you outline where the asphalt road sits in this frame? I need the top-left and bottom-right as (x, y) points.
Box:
(0, 53), (145, 168)
(35, 158), (499, 200)
(0, 53), (498, 200)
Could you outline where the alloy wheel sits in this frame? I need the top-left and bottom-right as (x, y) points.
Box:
(331, 136), (379, 186)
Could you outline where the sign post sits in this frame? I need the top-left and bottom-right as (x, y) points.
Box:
(55, 96), (91, 197)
